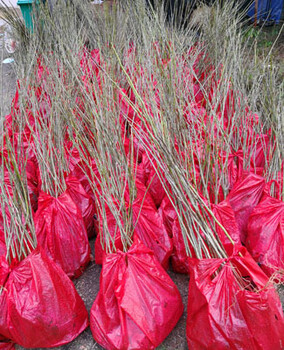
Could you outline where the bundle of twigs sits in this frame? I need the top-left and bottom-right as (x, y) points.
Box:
(0, 131), (36, 265)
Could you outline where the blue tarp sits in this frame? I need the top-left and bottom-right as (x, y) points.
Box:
(248, 0), (283, 24)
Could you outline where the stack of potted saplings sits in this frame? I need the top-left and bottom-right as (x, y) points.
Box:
(118, 42), (283, 349)
(67, 54), (184, 348)
(0, 126), (88, 350)
(0, 0), (283, 349)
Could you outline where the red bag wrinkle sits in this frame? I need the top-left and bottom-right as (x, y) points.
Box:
(0, 248), (88, 348)
(90, 239), (183, 350)
(35, 191), (90, 278)
(246, 194), (284, 280)
(66, 176), (96, 238)
(227, 173), (265, 243)
(187, 247), (284, 350)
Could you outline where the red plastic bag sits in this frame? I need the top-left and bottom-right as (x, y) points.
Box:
(227, 173), (265, 243)
(246, 194), (284, 280)
(0, 341), (14, 350)
(0, 230), (5, 258)
(123, 136), (145, 165)
(95, 181), (172, 269)
(212, 199), (242, 249)
(90, 239), (183, 350)
(26, 158), (39, 212)
(66, 176), (96, 238)
(34, 190), (90, 278)
(0, 248), (88, 348)
(248, 133), (271, 169)
(171, 218), (190, 274)
(158, 195), (177, 237)
(140, 153), (166, 208)
(94, 203), (124, 265)
(66, 147), (98, 201)
(131, 181), (173, 269)
(186, 247), (284, 350)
